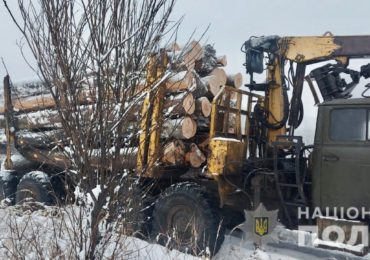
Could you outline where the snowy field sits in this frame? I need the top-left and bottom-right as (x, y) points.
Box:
(0, 202), (368, 259)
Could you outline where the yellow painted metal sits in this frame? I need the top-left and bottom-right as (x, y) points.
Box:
(209, 85), (226, 138)
(235, 91), (242, 140)
(282, 36), (340, 62)
(266, 57), (286, 143)
(137, 52), (167, 176)
(137, 94), (150, 173)
(208, 86), (264, 178)
(208, 138), (244, 176)
(335, 56), (349, 65)
(147, 79), (166, 175)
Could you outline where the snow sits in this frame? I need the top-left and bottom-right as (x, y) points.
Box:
(0, 202), (368, 260)
(26, 170), (48, 182)
(212, 137), (241, 142)
(91, 185), (102, 200)
(214, 227), (370, 260)
(313, 238), (366, 254)
(0, 205), (202, 260)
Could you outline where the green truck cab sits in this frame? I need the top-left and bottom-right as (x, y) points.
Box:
(312, 98), (370, 212)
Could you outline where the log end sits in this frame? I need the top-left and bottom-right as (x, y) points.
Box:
(182, 116), (197, 139)
(183, 93), (195, 115)
(217, 55), (228, 67)
(189, 143), (206, 168)
(210, 67), (227, 86)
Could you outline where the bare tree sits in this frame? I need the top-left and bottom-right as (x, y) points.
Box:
(2, 0), (178, 257)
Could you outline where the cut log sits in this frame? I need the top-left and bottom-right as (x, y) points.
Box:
(190, 73), (222, 99)
(0, 89), (99, 115)
(166, 42), (181, 52)
(134, 71), (193, 94)
(216, 112), (237, 134)
(112, 152), (138, 170)
(186, 143), (206, 168)
(162, 116), (197, 139)
(226, 73), (243, 88)
(0, 105), (94, 130)
(162, 139), (186, 165)
(217, 55), (227, 67)
(19, 147), (71, 169)
(201, 76), (222, 97)
(194, 44), (218, 76)
(210, 67), (227, 86)
(167, 41), (203, 71)
(16, 129), (66, 149)
(197, 137), (209, 154)
(15, 109), (62, 129)
(227, 113), (237, 134)
(164, 92), (195, 116)
(195, 97), (211, 117)
(183, 41), (204, 70)
(90, 147), (138, 170)
(165, 71), (193, 92)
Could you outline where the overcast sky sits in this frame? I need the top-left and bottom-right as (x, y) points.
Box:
(0, 0), (370, 142)
(1, 0), (370, 80)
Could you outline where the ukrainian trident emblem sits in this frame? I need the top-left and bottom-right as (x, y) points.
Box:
(233, 203), (279, 247)
(255, 217), (269, 236)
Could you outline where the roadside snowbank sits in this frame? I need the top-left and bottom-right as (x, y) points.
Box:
(0, 204), (201, 259)
(0, 203), (369, 259)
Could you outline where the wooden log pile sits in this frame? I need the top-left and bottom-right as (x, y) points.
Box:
(155, 42), (243, 169)
(1, 41), (243, 170)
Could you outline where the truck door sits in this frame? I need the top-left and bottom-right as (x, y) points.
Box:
(320, 107), (370, 210)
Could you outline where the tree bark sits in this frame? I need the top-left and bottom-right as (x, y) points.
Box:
(195, 97), (211, 117)
(16, 129), (66, 149)
(167, 41), (203, 71)
(1, 106), (93, 130)
(194, 44), (217, 76)
(186, 143), (206, 168)
(164, 92), (195, 116)
(226, 72), (243, 88)
(0, 91), (96, 114)
(165, 71), (193, 92)
(217, 55), (227, 67)
(161, 139), (186, 165)
(191, 74), (222, 99)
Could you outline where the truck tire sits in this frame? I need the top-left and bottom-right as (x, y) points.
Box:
(112, 179), (153, 237)
(0, 170), (19, 204)
(151, 182), (224, 256)
(16, 171), (52, 205)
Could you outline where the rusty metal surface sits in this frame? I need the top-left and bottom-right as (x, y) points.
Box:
(4, 75), (14, 170)
(333, 36), (370, 57)
(207, 138), (244, 176)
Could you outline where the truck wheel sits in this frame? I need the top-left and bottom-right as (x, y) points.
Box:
(0, 170), (19, 205)
(16, 171), (52, 205)
(112, 180), (153, 237)
(151, 182), (224, 256)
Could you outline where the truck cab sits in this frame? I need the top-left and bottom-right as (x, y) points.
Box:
(312, 98), (370, 212)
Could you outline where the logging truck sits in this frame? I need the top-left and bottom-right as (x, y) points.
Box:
(2, 35), (370, 255)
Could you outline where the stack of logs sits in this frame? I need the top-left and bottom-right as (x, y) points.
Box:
(158, 42), (243, 168)
(0, 41), (243, 170)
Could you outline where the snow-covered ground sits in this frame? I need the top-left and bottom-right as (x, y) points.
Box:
(216, 227), (370, 260)
(0, 204), (202, 259)
(0, 203), (368, 259)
